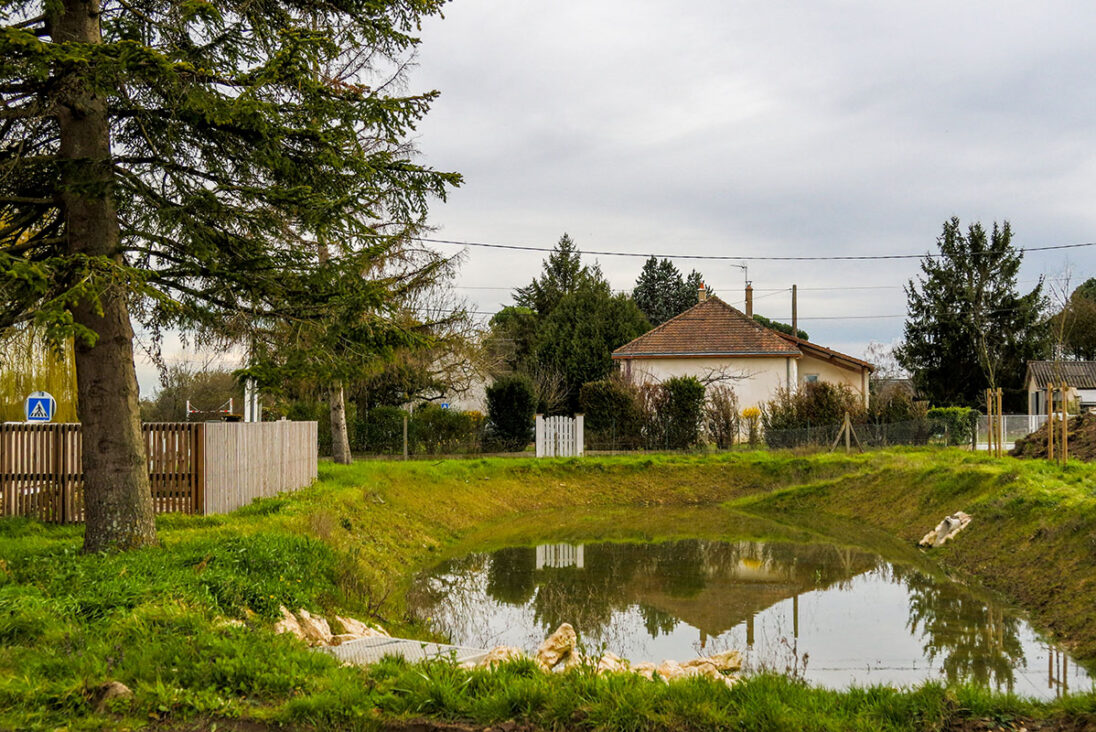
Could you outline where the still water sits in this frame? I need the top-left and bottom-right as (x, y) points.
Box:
(409, 539), (1091, 699)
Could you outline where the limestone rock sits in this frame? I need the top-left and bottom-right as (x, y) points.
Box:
(919, 512), (972, 548)
(334, 615), (388, 639)
(535, 623), (577, 671)
(274, 605), (306, 641)
(596, 652), (629, 674)
(93, 681), (133, 712)
(656, 659), (686, 681)
(631, 661), (656, 680)
(480, 646), (527, 668)
(328, 634), (362, 646)
(698, 649), (742, 673)
(297, 608), (333, 646)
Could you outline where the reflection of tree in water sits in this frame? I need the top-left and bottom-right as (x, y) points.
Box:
(641, 605), (678, 638)
(897, 565), (1025, 690)
(485, 547), (536, 604)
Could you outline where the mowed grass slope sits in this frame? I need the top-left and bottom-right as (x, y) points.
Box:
(0, 450), (1094, 730)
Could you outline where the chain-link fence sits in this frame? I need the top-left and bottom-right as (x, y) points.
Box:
(584, 415), (983, 453)
(975, 414), (1047, 450)
(338, 411), (1050, 458)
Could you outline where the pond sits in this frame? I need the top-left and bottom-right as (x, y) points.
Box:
(408, 537), (1091, 699)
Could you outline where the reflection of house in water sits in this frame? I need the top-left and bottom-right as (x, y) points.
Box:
(620, 541), (878, 648)
(535, 544), (584, 569)
(513, 539), (879, 649)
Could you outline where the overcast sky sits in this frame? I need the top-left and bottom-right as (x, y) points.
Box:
(409, 2), (1096, 344)
(137, 1), (1096, 395)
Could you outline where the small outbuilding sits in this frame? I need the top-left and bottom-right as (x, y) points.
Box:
(1025, 361), (1096, 415)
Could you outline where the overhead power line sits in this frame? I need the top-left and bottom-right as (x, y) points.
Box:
(416, 236), (1096, 262)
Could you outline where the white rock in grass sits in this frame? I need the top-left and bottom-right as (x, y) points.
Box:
(919, 512), (972, 548)
(93, 681), (133, 712)
(296, 608), (333, 646)
(478, 646), (527, 669)
(334, 615), (388, 639)
(535, 623), (577, 671)
(274, 605), (306, 641)
(595, 652), (629, 674)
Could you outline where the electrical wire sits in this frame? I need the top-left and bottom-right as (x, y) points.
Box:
(416, 236), (1096, 262)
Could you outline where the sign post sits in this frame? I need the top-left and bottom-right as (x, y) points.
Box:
(25, 391), (56, 423)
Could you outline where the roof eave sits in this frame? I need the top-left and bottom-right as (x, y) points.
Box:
(612, 351), (801, 359)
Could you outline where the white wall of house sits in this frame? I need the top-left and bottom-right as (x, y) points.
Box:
(621, 352), (869, 411)
(621, 355), (797, 410)
(798, 353), (869, 407)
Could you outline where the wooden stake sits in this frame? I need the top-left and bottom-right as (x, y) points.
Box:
(997, 388), (1004, 458)
(985, 388), (992, 454)
(1062, 382), (1068, 464)
(1047, 385), (1054, 462)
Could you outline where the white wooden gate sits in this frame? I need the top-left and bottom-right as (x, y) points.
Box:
(535, 414), (584, 457)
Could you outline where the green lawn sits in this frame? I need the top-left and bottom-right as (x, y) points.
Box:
(2, 449), (1095, 730)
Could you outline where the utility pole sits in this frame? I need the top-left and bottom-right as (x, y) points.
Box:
(792, 284), (798, 337)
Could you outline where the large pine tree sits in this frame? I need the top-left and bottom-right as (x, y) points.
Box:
(0, 0), (458, 550)
(896, 218), (1047, 408)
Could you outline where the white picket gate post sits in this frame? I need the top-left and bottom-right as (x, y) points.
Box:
(534, 414), (584, 457)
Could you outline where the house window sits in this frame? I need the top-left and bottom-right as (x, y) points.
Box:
(803, 374), (819, 383)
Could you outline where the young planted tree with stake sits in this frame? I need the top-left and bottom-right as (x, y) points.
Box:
(0, 0), (459, 550)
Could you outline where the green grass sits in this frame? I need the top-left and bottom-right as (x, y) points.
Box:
(1, 449), (1096, 729)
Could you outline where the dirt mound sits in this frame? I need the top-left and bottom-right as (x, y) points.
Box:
(1010, 412), (1096, 461)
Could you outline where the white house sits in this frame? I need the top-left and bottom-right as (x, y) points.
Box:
(612, 288), (873, 409)
(1025, 361), (1096, 415)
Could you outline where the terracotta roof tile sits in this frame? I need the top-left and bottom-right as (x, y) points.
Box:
(612, 297), (801, 358)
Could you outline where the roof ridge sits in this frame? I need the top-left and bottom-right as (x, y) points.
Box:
(613, 295), (802, 357)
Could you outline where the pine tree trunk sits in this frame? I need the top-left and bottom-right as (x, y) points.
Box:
(329, 381), (352, 464)
(53, 0), (158, 552)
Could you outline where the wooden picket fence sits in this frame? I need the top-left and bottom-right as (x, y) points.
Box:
(534, 414), (584, 458)
(0, 421), (317, 523)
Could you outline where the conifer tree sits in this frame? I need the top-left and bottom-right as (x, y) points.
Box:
(513, 233), (589, 316)
(0, 0), (459, 550)
(632, 256), (703, 326)
(896, 218), (1047, 408)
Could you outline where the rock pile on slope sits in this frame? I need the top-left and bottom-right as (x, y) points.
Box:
(1011, 413), (1096, 461)
(274, 605), (389, 647)
(466, 623), (742, 687)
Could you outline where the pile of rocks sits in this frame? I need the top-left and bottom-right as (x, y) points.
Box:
(468, 623), (741, 687)
(274, 605), (389, 647)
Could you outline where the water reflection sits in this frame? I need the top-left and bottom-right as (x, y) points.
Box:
(408, 539), (1091, 697)
(898, 565), (1024, 690)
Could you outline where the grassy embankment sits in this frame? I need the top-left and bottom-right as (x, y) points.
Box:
(2, 449), (1096, 730)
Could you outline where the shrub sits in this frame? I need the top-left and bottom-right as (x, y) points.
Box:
(485, 375), (537, 451)
(661, 377), (706, 449)
(762, 382), (865, 447)
(358, 405), (406, 453)
(579, 379), (644, 449)
(927, 406), (978, 446)
(410, 405), (484, 454)
(705, 385), (740, 448)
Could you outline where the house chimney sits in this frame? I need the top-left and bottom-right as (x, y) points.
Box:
(745, 283), (753, 317)
(698, 282), (707, 303)
(791, 284), (798, 338)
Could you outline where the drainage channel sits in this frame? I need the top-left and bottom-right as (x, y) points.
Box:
(318, 636), (489, 667)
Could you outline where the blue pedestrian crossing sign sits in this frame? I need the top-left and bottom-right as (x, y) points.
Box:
(25, 391), (56, 423)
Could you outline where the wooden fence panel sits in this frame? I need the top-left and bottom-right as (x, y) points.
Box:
(201, 421), (317, 515)
(0, 421), (316, 522)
